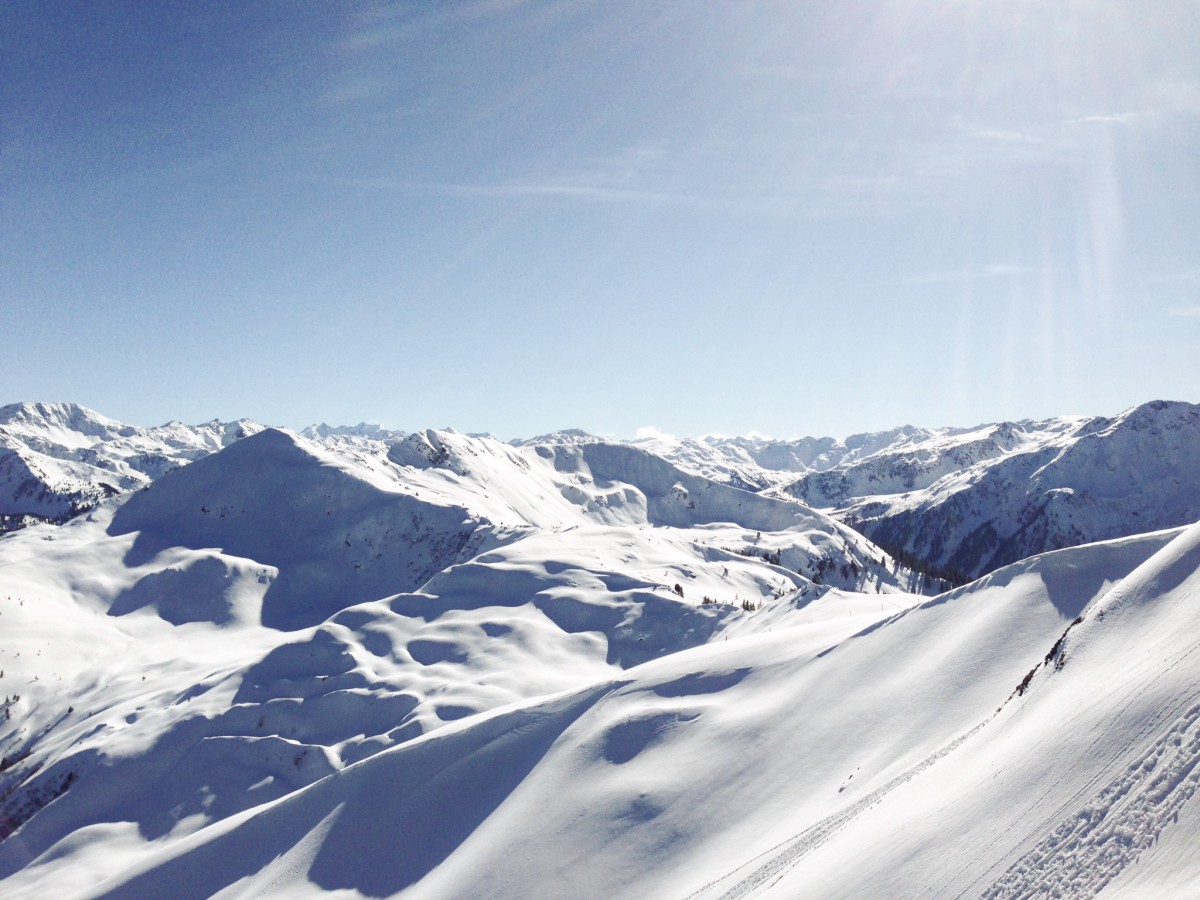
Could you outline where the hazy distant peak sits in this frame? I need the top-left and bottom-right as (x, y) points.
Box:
(511, 428), (600, 447)
(300, 422), (402, 440)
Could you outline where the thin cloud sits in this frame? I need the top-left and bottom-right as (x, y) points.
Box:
(983, 264), (1034, 276)
(1166, 306), (1200, 318)
(425, 180), (726, 210)
(310, 173), (814, 216)
(570, 142), (670, 188)
(949, 121), (1063, 165)
(1057, 112), (1147, 127)
(340, 0), (534, 52)
(310, 138), (721, 209)
(901, 265), (1036, 286)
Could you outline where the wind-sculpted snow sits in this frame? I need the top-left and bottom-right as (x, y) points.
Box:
(107, 554), (267, 626)
(742, 522), (1200, 898)
(981, 701), (1200, 899)
(87, 685), (619, 900)
(10, 524), (1187, 898)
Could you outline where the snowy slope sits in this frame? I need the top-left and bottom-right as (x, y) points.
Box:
(107, 428), (485, 630)
(779, 416), (1085, 506)
(0, 422), (923, 897)
(630, 426), (950, 490)
(22, 524), (1194, 899)
(0, 403), (406, 533)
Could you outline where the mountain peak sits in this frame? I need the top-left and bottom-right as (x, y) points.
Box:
(0, 400), (133, 440)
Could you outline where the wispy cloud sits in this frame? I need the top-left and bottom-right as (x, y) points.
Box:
(1057, 112), (1146, 127)
(311, 139), (743, 210)
(456, 182), (724, 210)
(315, 175), (726, 210)
(340, 0), (535, 52)
(1166, 306), (1200, 318)
(1053, 76), (1200, 129)
(570, 142), (670, 187)
(950, 122), (1064, 165)
(901, 264), (1036, 285)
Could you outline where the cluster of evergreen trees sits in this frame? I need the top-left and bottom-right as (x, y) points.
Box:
(725, 545), (782, 566)
(867, 540), (968, 589)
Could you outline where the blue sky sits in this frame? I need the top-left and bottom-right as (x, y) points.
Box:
(3, 1), (1198, 439)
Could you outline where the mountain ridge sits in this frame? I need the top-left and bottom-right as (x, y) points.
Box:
(5, 398), (1197, 584)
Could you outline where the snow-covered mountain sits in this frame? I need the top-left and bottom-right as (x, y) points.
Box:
(793, 400), (1200, 580)
(0, 403), (263, 530)
(633, 401), (1200, 582)
(0, 420), (923, 896)
(3, 399), (1200, 897)
(9, 400), (1199, 587)
(629, 426), (938, 490)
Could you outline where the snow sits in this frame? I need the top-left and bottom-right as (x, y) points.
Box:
(2, 400), (1200, 897)
(626, 402), (1200, 583)
(821, 401), (1200, 579)
(0, 402), (265, 525)
(31, 525), (1188, 900)
(9, 399), (1199, 587)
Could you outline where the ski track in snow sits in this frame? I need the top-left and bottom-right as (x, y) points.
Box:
(685, 719), (993, 900)
(981, 702), (1200, 898)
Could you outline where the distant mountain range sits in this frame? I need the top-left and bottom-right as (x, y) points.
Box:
(0, 402), (264, 529)
(5, 399), (1199, 582)
(644, 400), (1200, 581)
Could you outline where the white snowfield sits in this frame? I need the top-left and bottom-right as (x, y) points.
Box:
(0, 404), (1198, 897)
